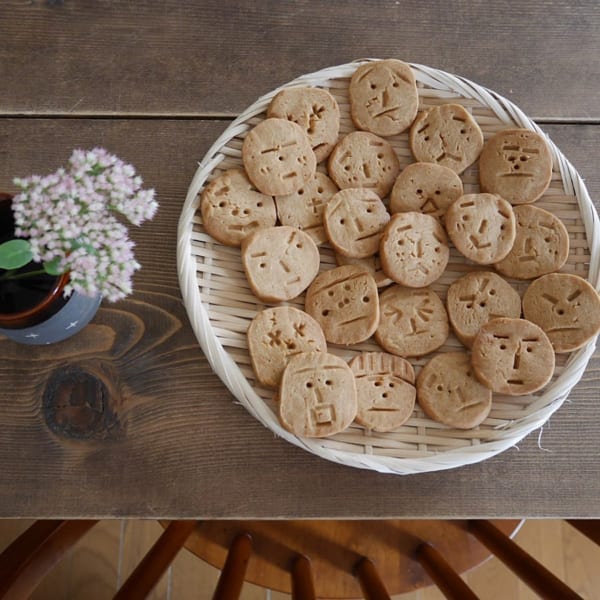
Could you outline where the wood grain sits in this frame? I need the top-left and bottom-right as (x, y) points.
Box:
(0, 1), (599, 119)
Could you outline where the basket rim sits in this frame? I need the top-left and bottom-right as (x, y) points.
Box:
(177, 59), (600, 475)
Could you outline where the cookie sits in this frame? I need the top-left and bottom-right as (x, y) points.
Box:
(389, 162), (464, 221)
(279, 351), (357, 438)
(409, 103), (484, 174)
(242, 118), (316, 195)
(479, 128), (553, 205)
(267, 87), (340, 162)
(447, 271), (522, 348)
(241, 226), (320, 303)
(247, 306), (327, 388)
(379, 212), (449, 287)
(522, 273), (600, 353)
(323, 188), (390, 258)
(328, 131), (400, 197)
(200, 169), (277, 246)
(349, 59), (419, 137)
(471, 317), (555, 396)
(494, 205), (569, 280)
(445, 193), (516, 265)
(417, 352), (492, 429)
(335, 252), (393, 289)
(350, 352), (416, 432)
(305, 265), (379, 345)
(275, 172), (338, 245)
(375, 286), (449, 357)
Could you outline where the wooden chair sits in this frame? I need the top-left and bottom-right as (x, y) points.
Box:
(0, 518), (597, 599)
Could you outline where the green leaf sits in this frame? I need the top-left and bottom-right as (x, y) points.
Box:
(43, 257), (64, 276)
(0, 239), (34, 270)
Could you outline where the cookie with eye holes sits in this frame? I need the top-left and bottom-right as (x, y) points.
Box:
(409, 103), (484, 174)
(522, 273), (600, 353)
(390, 162), (464, 222)
(305, 265), (379, 346)
(447, 271), (522, 348)
(471, 318), (555, 396)
(417, 352), (492, 429)
(200, 169), (277, 246)
(349, 59), (419, 137)
(350, 352), (416, 432)
(323, 188), (390, 258)
(479, 128), (553, 205)
(267, 87), (340, 162)
(335, 252), (394, 289)
(278, 351), (357, 438)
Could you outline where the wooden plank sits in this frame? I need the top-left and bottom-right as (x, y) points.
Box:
(562, 520), (600, 598)
(0, 1), (599, 119)
(0, 119), (598, 519)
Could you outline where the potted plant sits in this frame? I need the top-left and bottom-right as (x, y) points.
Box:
(0, 148), (158, 345)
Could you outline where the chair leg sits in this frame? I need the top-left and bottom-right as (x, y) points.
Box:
(566, 520), (600, 546)
(468, 520), (583, 600)
(291, 554), (316, 600)
(213, 533), (253, 600)
(415, 543), (479, 600)
(354, 557), (391, 600)
(115, 520), (197, 600)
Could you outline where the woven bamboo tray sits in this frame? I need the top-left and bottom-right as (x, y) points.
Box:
(177, 60), (600, 475)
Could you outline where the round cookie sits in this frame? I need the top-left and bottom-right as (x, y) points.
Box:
(375, 286), (449, 357)
(349, 59), (419, 137)
(417, 352), (492, 429)
(279, 351), (357, 438)
(242, 118), (316, 196)
(247, 306), (327, 388)
(522, 273), (600, 353)
(445, 193), (516, 265)
(447, 271), (522, 348)
(390, 162), (464, 221)
(335, 252), (393, 289)
(409, 103), (484, 174)
(350, 352), (416, 432)
(241, 226), (320, 303)
(471, 317), (555, 396)
(328, 131), (400, 197)
(305, 265), (379, 346)
(494, 205), (569, 280)
(479, 128), (553, 205)
(267, 87), (340, 162)
(323, 188), (390, 258)
(200, 169), (277, 246)
(275, 172), (338, 245)
(380, 212), (449, 288)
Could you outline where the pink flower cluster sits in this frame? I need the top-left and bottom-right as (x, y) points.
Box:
(12, 148), (158, 302)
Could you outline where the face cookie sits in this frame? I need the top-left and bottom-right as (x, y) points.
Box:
(471, 318), (555, 396)
(479, 128), (553, 205)
(323, 188), (390, 259)
(350, 352), (416, 432)
(241, 226), (320, 303)
(267, 87), (340, 162)
(247, 306), (327, 388)
(409, 103), (484, 174)
(328, 131), (400, 197)
(380, 212), (449, 288)
(305, 265), (379, 346)
(200, 169), (277, 246)
(445, 193), (516, 265)
(242, 118), (316, 196)
(494, 205), (569, 280)
(275, 172), (339, 245)
(279, 351), (357, 438)
(375, 286), (449, 357)
(349, 59), (419, 137)
(522, 273), (600, 353)
(447, 271), (522, 348)
(335, 252), (393, 289)
(390, 162), (464, 221)
(417, 352), (492, 429)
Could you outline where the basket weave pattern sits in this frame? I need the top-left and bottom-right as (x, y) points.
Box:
(177, 61), (599, 474)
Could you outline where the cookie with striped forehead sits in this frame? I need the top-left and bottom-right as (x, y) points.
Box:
(350, 352), (416, 432)
(335, 252), (393, 289)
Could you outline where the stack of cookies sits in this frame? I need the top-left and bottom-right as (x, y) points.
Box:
(200, 59), (600, 438)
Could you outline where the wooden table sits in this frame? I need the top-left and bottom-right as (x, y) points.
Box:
(0, 1), (598, 519)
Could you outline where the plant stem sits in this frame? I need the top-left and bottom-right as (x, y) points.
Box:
(0, 268), (48, 281)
